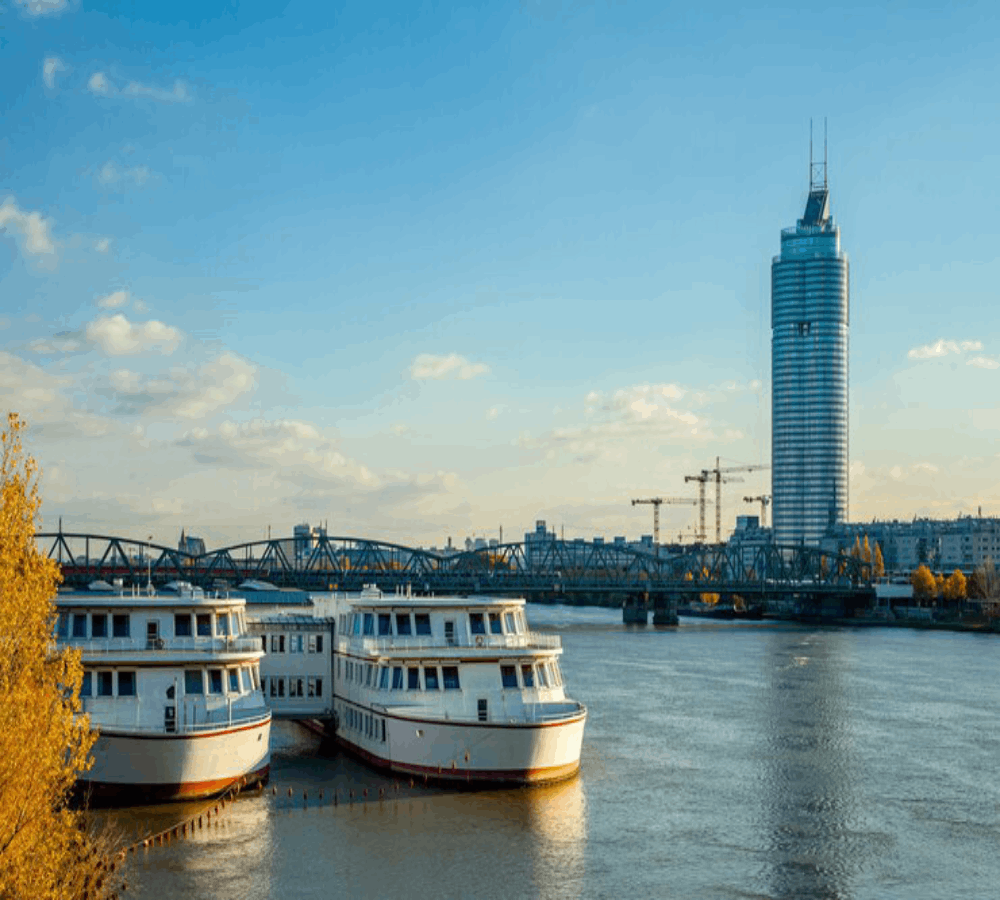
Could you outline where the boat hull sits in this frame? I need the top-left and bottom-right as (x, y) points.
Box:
(77, 717), (272, 805)
(336, 706), (586, 786)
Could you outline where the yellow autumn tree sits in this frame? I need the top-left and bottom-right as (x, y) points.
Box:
(942, 569), (967, 602)
(874, 543), (885, 580)
(911, 564), (937, 604)
(0, 414), (121, 899)
(862, 535), (872, 564)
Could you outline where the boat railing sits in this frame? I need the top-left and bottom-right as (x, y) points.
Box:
(355, 631), (561, 654)
(80, 701), (271, 734)
(64, 635), (263, 654)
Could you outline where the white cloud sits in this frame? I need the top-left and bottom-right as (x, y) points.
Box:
(43, 56), (67, 89)
(179, 419), (380, 488)
(84, 314), (183, 356)
(967, 356), (1000, 370)
(88, 72), (192, 104)
(0, 196), (57, 259)
(96, 290), (129, 310)
(585, 383), (693, 423)
(16, 0), (68, 16)
(103, 352), (255, 420)
(97, 161), (151, 187)
(29, 336), (82, 355)
(88, 72), (112, 96)
(908, 338), (983, 360)
(409, 353), (489, 381)
(94, 237), (111, 253)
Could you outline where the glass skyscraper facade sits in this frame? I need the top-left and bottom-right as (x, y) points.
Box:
(771, 176), (849, 546)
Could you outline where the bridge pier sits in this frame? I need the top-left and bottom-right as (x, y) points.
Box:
(622, 593), (648, 625)
(650, 593), (678, 627)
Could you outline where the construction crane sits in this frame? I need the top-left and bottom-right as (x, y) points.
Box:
(687, 458), (771, 543)
(630, 497), (698, 546)
(743, 494), (771, 528)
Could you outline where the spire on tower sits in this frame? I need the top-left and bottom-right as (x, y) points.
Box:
(802, 117), (830, 226)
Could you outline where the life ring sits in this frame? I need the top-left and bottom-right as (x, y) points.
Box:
(475, 635), (484, 647)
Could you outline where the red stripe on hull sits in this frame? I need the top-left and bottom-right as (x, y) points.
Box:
(77, 764), (270, 807)
(337, 738), (580, 786)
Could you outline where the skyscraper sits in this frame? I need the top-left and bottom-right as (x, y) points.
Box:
(771, 137), (849, 546)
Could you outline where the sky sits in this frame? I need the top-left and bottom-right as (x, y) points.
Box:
(3, 0), (1000, 551)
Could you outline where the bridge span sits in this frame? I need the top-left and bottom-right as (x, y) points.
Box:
(37, 531), (876, 621)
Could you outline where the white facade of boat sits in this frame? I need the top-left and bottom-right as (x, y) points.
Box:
(331, 589), (586, 784)
(56, 584), (271, 803)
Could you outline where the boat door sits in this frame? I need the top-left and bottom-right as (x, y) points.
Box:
(147, 619), (162, 649)
(164, 684), (176, 733)
(444, 620), (456, 646)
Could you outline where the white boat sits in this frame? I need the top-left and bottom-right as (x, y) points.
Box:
(55, 582), (271, 804)
(331, 587), (586, 785)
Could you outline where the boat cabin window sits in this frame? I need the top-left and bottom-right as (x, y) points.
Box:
(365, 664), (373, 686)
(444, 620), (456, 645)
(489, 613), (503, 635)
(407, 667), (420, 690)
(216, 613), (230, 636)
(251, 666), (261, 690)
(118, 671), (136, 697)
(521, 664), (534, 688)
(469, 613), (486, 635)
(392, 666), (403, 689)
(552, 663), (563, 686)
(423, 667), (439, 690)
(229, 669), (240, 693)
(537, 665), (548, 688)
(56, 612), (69, 638)
(396, 614), (412, 635)
(363, 613), (375, 636)
(241, 666), (252, 691)
(505, 612), (516, 634)
(352, 615), (361, 636)
(308, 677), (322, 697)
(97, 671), (114, 697)
(414, 614), (432, 636)
(80, 671), (92, 697)
(175, 614), (192, 637)
(442, 666), (460, 690)
(290, 635), (304, 653)
(379, 667), (390, 690)
(500, 665), (517, 688)
(270, 635), (285, 653)
(196, 614), (211, 637)
(378, 614), (392, 636)
(91, 614), (108, 638)
(72, 614), (88, 638)
(209, 670), (224, 694)
(184, 670), (204, 695)
(290, 677), (304, 698)
(112, 614), (130, 638)
(478, 699), (488, 721)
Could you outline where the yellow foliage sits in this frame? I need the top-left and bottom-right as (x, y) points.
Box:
(862, 535), (872, 564)
(943, 569), (967, 602)
(911, 564), (937, 601)
(874, 543), (885, 579)
(0, 414), (120, 899)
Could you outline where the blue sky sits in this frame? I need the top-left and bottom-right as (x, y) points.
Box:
(3, 0), (1000, 549)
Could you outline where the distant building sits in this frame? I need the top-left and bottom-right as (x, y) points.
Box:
(771, 137), (849, 546)
(822, 515), (1000, 573)
(178, 529), (206, 556)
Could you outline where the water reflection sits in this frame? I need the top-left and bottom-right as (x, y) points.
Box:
(758, 629), (865, 900)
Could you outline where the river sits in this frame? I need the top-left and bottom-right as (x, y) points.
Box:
(107, 605), (1000, 899)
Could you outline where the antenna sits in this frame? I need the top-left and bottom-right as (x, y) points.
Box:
(809, 117), (827, 191)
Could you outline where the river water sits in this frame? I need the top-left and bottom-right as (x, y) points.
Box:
(109, 605), (1000, 899)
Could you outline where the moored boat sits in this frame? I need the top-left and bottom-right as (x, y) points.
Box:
(331, 587), (586, 785)
(55, 582), (271, 804)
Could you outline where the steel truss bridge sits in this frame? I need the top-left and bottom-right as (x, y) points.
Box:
(37, 532), (875, 610)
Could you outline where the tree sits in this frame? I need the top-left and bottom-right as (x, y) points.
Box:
(942, 569), (967, 603)
(967, 567), (987, 600)
(874, 543), (886, 580)
(911, 564), (937, 604)
(0, 414), (122, 899)
(862, 535), (872, 565)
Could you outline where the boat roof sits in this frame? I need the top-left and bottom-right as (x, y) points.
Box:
(56, 590), (247, 609)
(344, 595), (525, 609)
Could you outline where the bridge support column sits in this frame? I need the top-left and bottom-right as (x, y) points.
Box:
(622, 593), (648, 625)
(651, 593), (678, 627)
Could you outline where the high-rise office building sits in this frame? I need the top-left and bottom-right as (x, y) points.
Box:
(771, 139), (849, 546)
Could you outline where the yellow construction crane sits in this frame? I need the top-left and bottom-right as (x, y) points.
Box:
(686, 457), (770, 543)
(743, 494), (771, 528)
(630, 497), (698, 546)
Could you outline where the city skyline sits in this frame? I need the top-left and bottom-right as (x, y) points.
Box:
(4, 1), (1000, 548)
